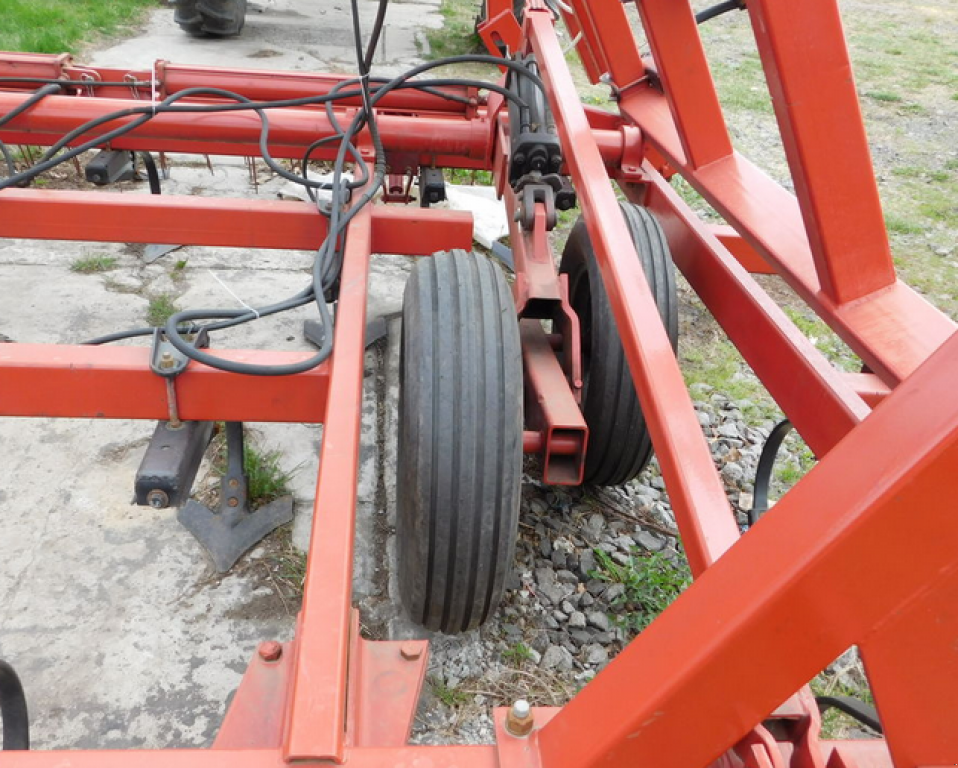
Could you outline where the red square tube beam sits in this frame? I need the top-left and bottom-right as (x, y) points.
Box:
(538, 315), (958, 768)
(526, 8), (739, 575)
(520, 320), (588, 485)
(282, 193), (372, 763)
(0, 345), (327, 422)
(0, 189), (474, 256)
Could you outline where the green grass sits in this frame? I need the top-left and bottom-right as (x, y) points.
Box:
(680, 331), (770, 417)
(209, 425), (295, 508)
(782, 307), (860, 373)
(591, 549), (691, 635)
(863, 91), (903, 103)
(70, 254), (117, 274)
(502, 642), (535, 666)
(429, 677), (470, 707)
(244, 443), (292, 506)
(145, 293), (179, 327)
(446, 168), (495, 186)
(425, 0), (482, 59)
(0, 0), (160, 54)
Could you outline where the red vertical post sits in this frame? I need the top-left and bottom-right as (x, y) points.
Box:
(634, 0), (733, 168)
(746, 0), (896, 304)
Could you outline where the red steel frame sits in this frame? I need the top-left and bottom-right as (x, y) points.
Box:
(2, 0), (957, 766)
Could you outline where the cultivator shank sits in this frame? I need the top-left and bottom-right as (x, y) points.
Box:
(1, 0), (956, 766)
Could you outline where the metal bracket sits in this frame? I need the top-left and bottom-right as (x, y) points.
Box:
(150, 327), (208, 428)
(515, 173), (576, 231)
(177, 422), (294, 572)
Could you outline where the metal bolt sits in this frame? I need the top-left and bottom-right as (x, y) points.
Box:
(227, 497), (239, 508)
(505, 699), (534, 737)
(146, 489), (169, 509)
(258, 641), (282, 662)
(159, 351), (176, 370)
(400, 641), (422, 661)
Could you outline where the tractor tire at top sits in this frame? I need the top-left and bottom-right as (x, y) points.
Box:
(559, 203), (679, 487)
(175, 0), (247, 37)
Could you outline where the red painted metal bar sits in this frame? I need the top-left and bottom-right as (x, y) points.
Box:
(561, 0), (645, 89)
(520, 320), (588, 486)
(619, 88), (955, 385)
(711, 225), (775, 275)
(0, 189), (474, 255)
(0, 345), (327, 422)
(213, 644), (293, 749)
(842, 372), (890, 408)
(639, 166), (870, 457)
(522, 430), (580, 455)
(282, 198), (372, 763)
(527, 9), (738, 575)
(860, 571), (958, 765)
(0, 748), (501, 768)
(538, 328), (958, 768)
(157, 62), (476, 114)
(0, 91), (492, 162)
(345, 612), (429, 748)
(0, 91), (627, 169)
(745, 0), (896, 305)
(634, 0), (733, 168)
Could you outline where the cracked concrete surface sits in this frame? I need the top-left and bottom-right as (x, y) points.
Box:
(0, 0), (438, 750)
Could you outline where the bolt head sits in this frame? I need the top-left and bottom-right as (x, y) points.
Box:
(400, 641), (422, 661)
(146, 489), (169, 509)
(258, 641), (282, 662)
(505, 698), (534, 737)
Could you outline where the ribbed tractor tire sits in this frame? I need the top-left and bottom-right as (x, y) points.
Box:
(397, 250), (523, 634)
(174, 0), (247, 37)
(559, 203), (679, 486)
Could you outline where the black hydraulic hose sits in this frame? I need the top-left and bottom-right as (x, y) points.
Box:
(0, 660), (29, 751)
(816, 695), (883, 734)
(138, 152), (161, 195)
(747, 418), (793, 526)
(696, 0), (746, 24)
(363, 0), (390, 71)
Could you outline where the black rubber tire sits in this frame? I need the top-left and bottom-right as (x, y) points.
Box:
(175, 0), (247, 37)
(559, 203), (679, 486)
(397, 250), (523, 634)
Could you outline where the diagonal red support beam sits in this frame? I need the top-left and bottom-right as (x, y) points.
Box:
(527, 8), (739, 575)
(539, 318), (958, 768)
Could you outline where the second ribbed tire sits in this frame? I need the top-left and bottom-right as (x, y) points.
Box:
(559, 203), (679, 486)
(397, 250), (523, 633)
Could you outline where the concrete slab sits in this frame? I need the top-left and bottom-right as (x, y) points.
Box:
(0, 0), (441, 750)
